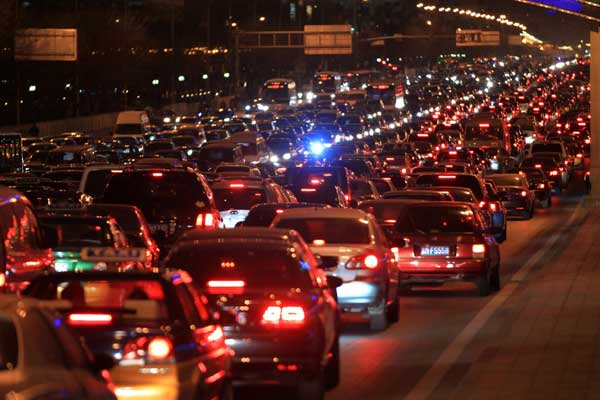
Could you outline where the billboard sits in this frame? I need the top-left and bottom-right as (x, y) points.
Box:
(527, 0), (582, 12)
(15, 29), (77, 62)
(456, 30), (500, 47)
(304, 25), (352, 55)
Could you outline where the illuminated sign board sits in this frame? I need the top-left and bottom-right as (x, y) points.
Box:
(528, 0), (582, 12)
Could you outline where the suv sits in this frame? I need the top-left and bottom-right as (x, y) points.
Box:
(96, 169), (220, 252)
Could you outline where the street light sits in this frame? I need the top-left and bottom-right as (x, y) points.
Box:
(224, 72), (231, 79)
(152, 79), (159, 86)
(259, 16), (266, 22)
(426, 20), (432, 26)
(202, 74), (209, 80)
(178, 75), (185, 82)
(28, 85), (36, 92)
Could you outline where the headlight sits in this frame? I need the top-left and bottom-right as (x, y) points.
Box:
(270, 155), (279, 163)
(310, 142), (324, 155)
(283, 153), (291, 160)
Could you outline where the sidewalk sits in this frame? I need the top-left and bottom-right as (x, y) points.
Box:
(433, 206), (600, 400)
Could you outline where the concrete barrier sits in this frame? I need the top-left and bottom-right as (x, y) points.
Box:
(0, 102), (201, 138)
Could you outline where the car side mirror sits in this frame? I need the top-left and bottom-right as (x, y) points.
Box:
(40, 225), (59, 249)
(326, 275), (343, 289)
(92, 352), (115, 374)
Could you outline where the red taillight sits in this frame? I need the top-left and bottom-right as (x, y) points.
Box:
(384, 219), (397, 224)
(309, 178), (322, 185)
(0, 273), (6, 287)
(301, 188), (316, 192)
(261, 306), (305, 327)
(534, 164), (542, 169)
(151, 172), (163, 178)
(472, 244), (486, 258)
(275, 209), (284, 214)
(520, 190), (528, 197)
(449, 150), (457, 155)
(391, 247), (399, 261)
(386, 157), (395, 161)
(207, 280), (245, 288)
(489, 202), (497, 212)
(439, 175), (456, 179)
(479, 201), (486, 209)
(537, 183), (545, 189)
(147, 337), (173, 360)
(68, 313), (113, 326)
(479, 123), (490, 128)
(549, 170), (559, 176)
(364, 255), (379, 269)
(401, 168), (407, 174)
(229, 183), (245, 188)
(577, 153), (583, 158)
(196, 213), (216, 229)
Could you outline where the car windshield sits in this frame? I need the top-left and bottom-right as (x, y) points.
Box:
(102, 172), (210, 220)
(415, 175), (484, 200)
(404, 205), (479, 234)
(30, 279), (170, 323)
(213, 188), (266, 211)
(166, 246), (312, 289)
(488, 175), (527, 187)
(275, 217), (371, 244)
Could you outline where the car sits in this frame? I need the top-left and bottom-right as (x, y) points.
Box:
(519, 156), (567, 193)
(349, 178), (381, 205)
(24, 270), (232, 400)
(382, 189), (453, 201)
(389, 201), (501, 295)
(96, 169), (221, 252)
(210, 178), (290, 228)
(38, 214), (133, 272)
(487, 174), (535, 219)
(519, 168), (552, 208)
(241, 203), (330, 227)
(163, 228), (341, 398)
(271, 208), (399, 331)
(0, 296), (117, 399)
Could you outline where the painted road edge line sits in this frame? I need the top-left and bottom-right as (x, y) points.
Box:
(404, 201), (585, 400)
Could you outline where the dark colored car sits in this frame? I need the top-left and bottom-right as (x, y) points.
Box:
(519, 168), (552, 208)
(163, 228), (341, 398)
(24, 270), (232, 400)
(382, 189), (453, 201)
(96, 169), (220, 252)
(487, 174), (535, 219)
(389, 202), (501, 295)
(519, 156), (566, 193)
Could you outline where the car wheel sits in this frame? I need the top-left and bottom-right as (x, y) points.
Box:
(324, 335), (340, 390)
(369, 305), (388, 331)
(386, 297), (400, 324)
(490, 265), (501, 292)
(297, 372), (325, 400)
(475, 272), (491, 296)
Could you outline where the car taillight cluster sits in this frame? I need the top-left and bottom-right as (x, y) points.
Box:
(345, 254), (379, 270)
(196, 213), (216, 229)
(472, 244), (486, 259)
(261, 305), (306, 327)
(123, 336), (174, 362)
(549, 170), (559, 176)
(67, 313), (113, 326)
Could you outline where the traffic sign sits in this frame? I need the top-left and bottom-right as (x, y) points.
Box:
(456, 30), (500, 47)
(304, 25), (352, 55)
(15, 29), (77, 61)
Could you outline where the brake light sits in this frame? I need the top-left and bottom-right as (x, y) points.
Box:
(537, 183), (545, 189)
(577, 153), (583, 158)
(401, 168), (407, 174)
(479, 123), (490, 128)
(147, 337), (173, 360)
(301, 188), (316, 192)
(68, 313), (113, 326)
(384, 219), (397, 224)
(196, 213), (216, 229)
(111, 169), (123, 174)
(391, 247), (399, 261)
(364, 255), (379, 269)
(275, 209), (284, 214)
(229, 183), (245, 188)
(489, 202), (497, 211)
(417, 133), (429, 137)
(0, 273), (5, 287)
(472, 244), (486, 258)
(439, 175), (456, 179)
(479, 201), (486, 208)
(309, 178), (322, 185)
(207, 280), (245, 288)
(449, 150), (457, 155)
(261, 306), (305, 327)
(520, 190), (527, 197)
(549, 170), (559, 176)
(534, 164), (542, 169)
(386, 157), (395, 161)
(151, 172), (163, 178)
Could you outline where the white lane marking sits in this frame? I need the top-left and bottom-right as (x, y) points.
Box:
(404, 201), (585, 400)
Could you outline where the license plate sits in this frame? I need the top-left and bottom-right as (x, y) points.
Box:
(421, 246), (450, 256)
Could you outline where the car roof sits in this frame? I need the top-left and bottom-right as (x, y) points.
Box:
(275, 207), (368, 219)
(176, 227), (301, 242)
(201, 141), (241, 149)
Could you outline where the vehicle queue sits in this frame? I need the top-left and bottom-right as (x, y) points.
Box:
(0, 55), (591, 399)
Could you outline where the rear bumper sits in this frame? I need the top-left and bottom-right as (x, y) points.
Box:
(336, 281), (385, 311)
(501, 200), (531, 217)
(225, 331), (323, 385)
(398, 259), (486, 284)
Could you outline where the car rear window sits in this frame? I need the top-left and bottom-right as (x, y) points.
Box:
(415, 175), (484, 200)
(42, 219), (114, 247)
(166, 246), (312, 289)
(213, 188), (266, 211)
(399, 205), (480, 234)
(532, 143), (562, 153)
(488, 175), (527, 187)
(0, 316), (18, 370)
(102, 171), (210, 219)
(275, 217), (370, 244)
(31, 279), (170, 323)
(83, 170), (114, 197)
(520, 158), (556, 169)
(198, 147), (236, 162)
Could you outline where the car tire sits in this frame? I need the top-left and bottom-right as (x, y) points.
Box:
(297, 372), (325, 400)
(490, 265), (501, 292)
(369, 306), (388, 331)
(475, 272), (491, 296)
(386, 297), (400, 324)
(324, 336), (340, 390)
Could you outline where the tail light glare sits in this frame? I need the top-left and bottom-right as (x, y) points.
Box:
(346, 254), (379, 269)
(196, 213), (216, 229)
(549, 170), (559, 176)
(479, 201), (486, 209)
(364, 255), (379, 269)
(489, 202), (498, 212)
(520, 190), (528, 197)
(147, 337), (173, 360)
(472, 244), (486, 258)
(537, 183), (545, 189)
(68, 313), (113, 326)
(261, 306), (305, 327)
(391, 247), (399, 261)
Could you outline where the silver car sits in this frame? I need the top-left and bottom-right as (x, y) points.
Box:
(272, 208), (399, 331)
